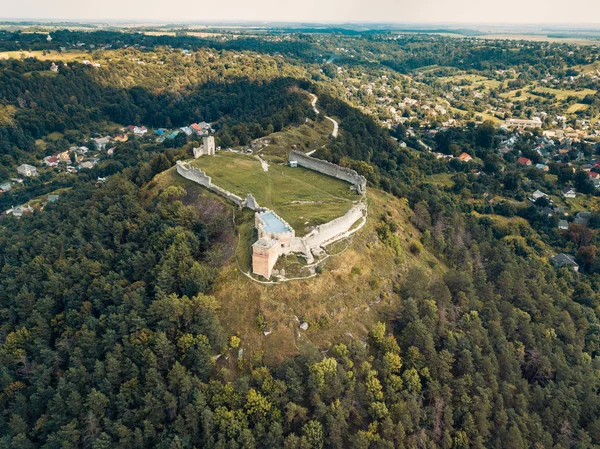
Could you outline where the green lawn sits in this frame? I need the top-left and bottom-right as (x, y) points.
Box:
(191, 152), (358, 235)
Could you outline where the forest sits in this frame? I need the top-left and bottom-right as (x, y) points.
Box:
(2, 28), (600, 449)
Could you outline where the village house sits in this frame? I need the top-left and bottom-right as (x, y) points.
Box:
(558, 220), (569, 230)
(518, 157), (532, 166)
(78, 161), (94, 170)
(93, 136), (111, 151)
(128, 126), (147, 136)
(114, 134), (128, 143)
(17, 164), (38, 177)
(43, 156), (59, 167)
(5, 205), (34, 218)
(458, 153), (473, 162)
(574, 212), (592, 226)
(530, 190), (549, 202)
(561, 187), (577, 199)
(550, 253), (579, 272)
(0, 182), (12, 192)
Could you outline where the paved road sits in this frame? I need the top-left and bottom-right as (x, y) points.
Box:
(309, 93), (339, 138)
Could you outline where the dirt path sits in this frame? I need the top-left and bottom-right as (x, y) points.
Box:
(309, 93), (339, 138)
(255, 155), (269, 171)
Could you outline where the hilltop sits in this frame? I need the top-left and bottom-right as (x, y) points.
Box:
(145, 159), (439, 364)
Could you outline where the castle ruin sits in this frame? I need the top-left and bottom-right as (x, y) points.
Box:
(193, 136), (216, 158)
(176, 151), (367, 281)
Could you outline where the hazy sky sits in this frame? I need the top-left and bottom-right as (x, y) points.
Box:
(3, 0), (600, 24)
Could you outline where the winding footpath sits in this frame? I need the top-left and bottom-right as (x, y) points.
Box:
(310, 93), (339, 138)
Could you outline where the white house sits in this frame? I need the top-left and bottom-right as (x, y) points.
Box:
(17, 164), (38, 177)
(561, 187), (577, 199)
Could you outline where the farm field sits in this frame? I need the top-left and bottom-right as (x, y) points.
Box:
(0, 50), (89, 61)
(191, 152), (358, 235)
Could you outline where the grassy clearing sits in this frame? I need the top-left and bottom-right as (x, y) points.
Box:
(0, 50), (89, 61)
(423, 173), (455, 188)
(564, 195), (600, 213)
(533, 86), (596, 100)
(191, 152), (357, 235)
(567, 103), (589, 113)
(439, 74), (501, 90)
(46, 131), (65, 142)
(501, 89), (543, 102)
(258, 120), (332, 160)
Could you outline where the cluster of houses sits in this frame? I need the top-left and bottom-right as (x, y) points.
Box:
(500, 132), (600, 190)
(155, 121), (214, 143)
(2, 194), (60, 219)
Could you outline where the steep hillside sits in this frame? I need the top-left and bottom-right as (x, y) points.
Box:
(144, 168), (441, 365)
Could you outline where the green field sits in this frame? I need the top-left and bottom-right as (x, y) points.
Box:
(532, 86), (596, 100)
(0, 50), (89, 61)
(439, 73), (502, 91)
(191, 152), (357, 235)
(567, 103), (589, 113)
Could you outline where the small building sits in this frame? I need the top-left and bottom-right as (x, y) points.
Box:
(530, 190), (548, 202)
(0, 182), (12, 192)
(505, 117), (543, 129)
(458, 153), (473, 162)
(558, 220), (569, 230)
(518, 157), (532, 166)
(78, 161), (94, 170)
(47, 194), (59, 203)
(550, 253), (579, 272)
(43, 156), (59, 167)
(535, 163), (549, 172)
(180, 126), (193, 136)
(6, 205), (34, 218)
(93, 136), (111, 151)
(193, 136), (215, 158)
(114, 134), (128, 143)
(17, 164), (38, 177)
(290, 160), (298, 168)
(574, 211), (592, 226)
(561, 187), (577, 199)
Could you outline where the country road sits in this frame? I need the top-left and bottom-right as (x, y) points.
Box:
(309, 93), (339, 138)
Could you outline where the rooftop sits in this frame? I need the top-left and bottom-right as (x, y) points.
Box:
(259, 211), (291, 234)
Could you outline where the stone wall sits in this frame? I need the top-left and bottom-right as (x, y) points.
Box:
(176, 161), (244, 208)
(289, 150), (367, 194)
(304, 202), (367, 249)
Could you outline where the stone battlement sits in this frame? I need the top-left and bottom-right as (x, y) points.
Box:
(176, 161), (259, 210)
(289, 150), (367, 194)
(176, 158), (367, 281)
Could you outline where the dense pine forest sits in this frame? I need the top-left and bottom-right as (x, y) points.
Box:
(2, 28), (600, 449)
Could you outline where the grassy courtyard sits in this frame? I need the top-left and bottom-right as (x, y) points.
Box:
(190, 152), (358, 235)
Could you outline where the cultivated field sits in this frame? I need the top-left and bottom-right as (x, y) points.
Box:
(0, 50), (89, 61)
(191, 152), (357, 235)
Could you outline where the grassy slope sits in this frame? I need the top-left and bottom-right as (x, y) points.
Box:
(144, 166), (442, 365)
(190, 152), (357, 235)
(210, 189), (441, 365)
